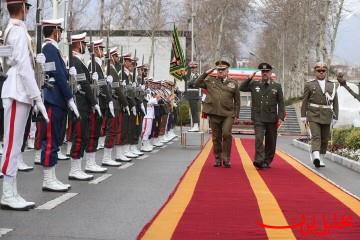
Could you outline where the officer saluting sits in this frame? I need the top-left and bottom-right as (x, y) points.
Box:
(301, 62), (338, 168)
(40, 18), (79, 192)
(240, 63), (285, 169)
(194, 59), (240, 168)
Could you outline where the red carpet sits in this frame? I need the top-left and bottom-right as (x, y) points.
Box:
(138, 138), (360, 240)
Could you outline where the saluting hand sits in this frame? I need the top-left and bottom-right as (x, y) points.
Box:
(248, 71), (257, 80)
(337, 73), (346, 86)
(205, 67), (216, 75)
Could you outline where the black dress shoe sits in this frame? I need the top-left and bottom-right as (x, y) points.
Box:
(213, 162), (222, 167)
(262, 162), (271, 168)
(223, 162), (231, 168)
(253, 161), (264, 169)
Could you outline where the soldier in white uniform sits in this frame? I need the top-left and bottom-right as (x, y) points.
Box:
(1, 0), (49, 210)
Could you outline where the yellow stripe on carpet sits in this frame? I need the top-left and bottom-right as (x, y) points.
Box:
(141, 141), (213, 240)
(277, 149), (360, 216)
(235, 139), (296, 240)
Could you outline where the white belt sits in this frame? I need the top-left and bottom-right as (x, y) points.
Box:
(187, 89), (199, 91)
(309, 103), (332, 109)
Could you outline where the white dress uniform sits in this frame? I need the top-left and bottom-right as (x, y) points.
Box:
(140, 94), (157, 152)
(0, 18), (44, 210)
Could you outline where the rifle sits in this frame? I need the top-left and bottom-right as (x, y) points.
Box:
(132, 49), (137, 84)
(67, 0), (78, 103)
(88, 33), (99, 100)
(141, 54), (144, 85)
(35, 0), (45, 90)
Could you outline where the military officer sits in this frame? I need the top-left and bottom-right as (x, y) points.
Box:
(1, 0), (49, 210)
(240, 63), (285, 169)
(337, 73), (360, 101)
(194, 60), (240, 168)
(40, 18), (80, 191)
(186, 62), (201, 132)
(301, 62), (338, 168)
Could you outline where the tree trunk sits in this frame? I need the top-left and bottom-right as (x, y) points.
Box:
(99, 0), (105, 38)
(213, 2), (229, 62)
(148, 0), (161, 70)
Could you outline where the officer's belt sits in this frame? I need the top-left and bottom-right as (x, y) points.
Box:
(309, 103), (332, 109)
(187, 89), (199, 92)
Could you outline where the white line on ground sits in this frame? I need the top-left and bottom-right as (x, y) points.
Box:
(0, 228), (13, 238)
(35, 193), (78, 210)
(152, 149), (160, 153)
(118, 163), (134, 169)
(167, 141), (174, 144)
(160, 145), (167, 149)
(89, 174), (112, 184)
(137, 155), (148, 160)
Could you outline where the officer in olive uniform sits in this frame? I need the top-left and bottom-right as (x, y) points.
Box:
(337, 73), (360, 101)
(301, 62), (338, 168)
(240, 63), (285, 169)
(186, 62), (201, 132)
(194, 60), (240, 168)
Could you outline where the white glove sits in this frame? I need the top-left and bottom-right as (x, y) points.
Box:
(121, 81), (126, 86)
(301, 117), (307, 125)
(33, 96), (49, 122)
(141, 103), (146, 115)
(132, 82), (137, 88)
(33, 105), (39, 115)
(131, 106), (137, 116)
(140, 85), (145, 90)
(124, 106), (130, 115)
(68, 98), (80, 118)
(332, 119), (337, 126)
(93, 104), (102, 117)
(69, 66), (77, 76)
(106, 75), (113, 84)
(92, 72), (99, 81)
(108, 101), (115, 118)
(36, 53), (46, 64)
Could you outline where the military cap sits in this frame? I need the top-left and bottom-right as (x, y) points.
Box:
(6, 0), (31, 7)
(93, 39), (105, 49)
(215, 60), (230, 69)
(258, 62), (272, 71)
(42, 18), (64, 30)
(314, 62), (328, 70)
(163, 80), (175, 86)
(136, 63), (149, 69)
(109, 47), (118, 56)
(188, 61), (198, 68)
(121, 53), (132, 61)
(144, 77), (153, 82)
(152, 79), (162, 84)
(71, 32), (87, 43)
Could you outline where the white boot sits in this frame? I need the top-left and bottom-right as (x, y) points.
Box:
(18, 156), (34, 172)
(169, 129), (178, 139)
(66, 142), (72, 156)
(164, 132), (173, 142)
(131, 145), (144, 156)
(124, 145), (138, 158)
(115, 146), (131, 162)
(1, 176), (35, 210)
(27, 138), (35, 149)
(319, 154), (326, 167)
(58, 150), (70, 160)
(312, 151), (321, 168)
(42, 167), (69, 192)
(141, 140), (153, 152)
(152, 138), (164, 147)
(0, 172), (3, 178)
(101, 148), (121, 167)
(85, 152), (109, 172)
(69, 158), (94, 181)
(188, 123), (199, 132)
(34, 150), (41, 165)
(52, 167), (71, 189)
(97, 137), (105, 150)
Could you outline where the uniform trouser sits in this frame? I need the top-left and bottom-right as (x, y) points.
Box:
(86, 111), (102, 153)
(1, 99), (31, 176)
(58, 115), (67, 146)
(0, 108), (4, 141)
(40, 105), (66, 167)
(167, 112), (174, 131)
(70, 112), (90, 159)
(21, 111), (32, 152)
(254, 122), (277, 164)
(141, 118), (153, 141)
(132, 114), (143, 144)
(120, 112), (130, 145)
(100, 114), (107, 137)
(66, 115), (73, 142)
(151, 115), (161, 139)
(115, 112), (124, 145)
(159, 114), (168, 136)
(189, 99), (200, 124)
(128, 113), (138, 145)
(34, 121), (42, 150)
(104, 110), (120, 148)
(309, 121), (330, 154)
(209, 115), (233, 164)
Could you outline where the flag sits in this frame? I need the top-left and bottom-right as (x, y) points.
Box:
(170, 25), (186, 81)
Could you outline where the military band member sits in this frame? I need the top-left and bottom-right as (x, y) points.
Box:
(240, 63), (285, 169)
(40, 18), (80, 191)
(1, 0), (49, 210)
(68, 32), (101, 180)
(194, 60), (240, 168)
(301, 62), (338, 168)
(150, 80), (165, 147)
(337, 73), (360, 101)
(186, 62), (201, 132)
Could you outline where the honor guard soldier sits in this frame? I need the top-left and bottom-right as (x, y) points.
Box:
(186, 61), (201, 132)
(240, 63), (285, 169)
(0, 32), (4, 179)
(40, 18), (80, 191)
(194, 60), (240, 168)
(1, 0), (49, 210)
(301, 62), (338, 168)
(68, 32), (102, 180)
(337, 73), (360, 101)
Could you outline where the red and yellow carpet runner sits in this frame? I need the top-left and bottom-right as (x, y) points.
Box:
(138, 138), (360, 240)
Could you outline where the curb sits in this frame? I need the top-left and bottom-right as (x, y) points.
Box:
(292, 139), (360, 173)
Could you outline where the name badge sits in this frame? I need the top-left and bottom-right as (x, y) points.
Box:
(227, 82), (235, 89)
(255, 86), (260, 92)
